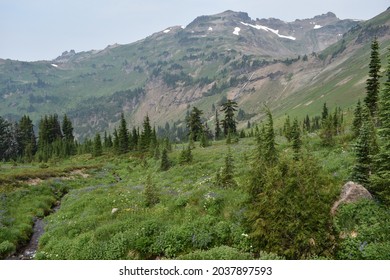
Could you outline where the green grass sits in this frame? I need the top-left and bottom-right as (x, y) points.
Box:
(0, 131), (387, 260)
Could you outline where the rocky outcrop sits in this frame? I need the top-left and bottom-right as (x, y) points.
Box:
(331, 181), (373, 215)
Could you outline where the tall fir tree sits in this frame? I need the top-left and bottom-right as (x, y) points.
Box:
(351, 105), (378, 187)
(283, 115), (292, 142)
(321, 102), (328, 125)
(352, 100), (363, 138)
(291, 118), (302, 161)
(219, 147), (237, 188)
(187, 107), (203, 141)
(264, 108), (277, 165)
(93, 133), (103, 157)
(18, 115), (37, 160)
(364, 38), (381, 117)
(62, 114), (75, 156)
(371, 48), (390, 204)
(221, 99), (238, 136)
(215, 109), (222, 140)
(160, 148), (171, 171)
(113, 128), (119, 154)
(140, 115), (152, 152)
(118, 113), (129, 154)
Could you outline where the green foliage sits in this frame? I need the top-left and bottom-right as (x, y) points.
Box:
(93, 133), (103, 157)
(187, 107), (204, 142)
(144, 174), (160, 207)
(160, 148), (171, 171)
(334, 200), (390, 259)
(246, 155), (338, 259)
(351, 105), (378, 187)
(364, 38), (381, 117)
(0, 241), (16, 258)
(118, 113), (129, 154)
(352, 100), (363, 138)
(179, 145), (193, 164)
(178, 246), (252, 260)
(371, 48), (390, 204)
(291, 118), (302, 160)
(217, 148), (237, 188)
(221, 99), (238, 137)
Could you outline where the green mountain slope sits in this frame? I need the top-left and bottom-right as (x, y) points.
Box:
(0, 9), (389, 139)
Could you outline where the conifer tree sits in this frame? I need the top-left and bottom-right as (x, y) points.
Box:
(130, 127), (139, 150)
(179, 144), (193, 164)
(220, 147), (237, 188)
(160, 148), (171, 171)
(351, 105), (378, 187)
(352, 100), (363, 138)
(187, 107), (203, 141)
(144, 174), (160, 207)
(93, 133), (103, 157)
(221, 99), (238, 136)
(291, 118), (302, 160)
(18, 115), (37, 160)
(118, 113), (129, 154)
(113, 128), (119, 154)
(140, 115), (152, 152)
(283, 115), (292, 142)
(215, 109), (222, 140)
(321, 103), (328, 125)
(264, 108), (277, 165)
(371, 48), (390, 204)
(364, 38), (381, 117)
(62, 114), (75, 156)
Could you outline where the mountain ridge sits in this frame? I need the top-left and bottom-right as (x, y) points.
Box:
(0, 9), (389, 140)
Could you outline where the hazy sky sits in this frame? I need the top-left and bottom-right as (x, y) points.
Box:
(1, 0), (388, 61)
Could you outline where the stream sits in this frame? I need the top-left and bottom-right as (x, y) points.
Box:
(7, 204), (61, 260)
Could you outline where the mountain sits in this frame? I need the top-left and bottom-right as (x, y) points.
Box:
(0, 9), (389, 140)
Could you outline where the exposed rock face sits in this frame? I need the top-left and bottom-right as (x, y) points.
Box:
(331, 181), (373, 215)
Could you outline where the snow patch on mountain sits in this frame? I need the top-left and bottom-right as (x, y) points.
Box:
(51, 64), (58, 68)
(314, 25), (323, 29)
(233, 27), (241, 36)
(240, 22), (296, 40)
(163, 29), (171, 33)
(208, 27), (213, 31)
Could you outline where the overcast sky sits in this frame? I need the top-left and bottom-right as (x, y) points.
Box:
(1, 0), (388, 61)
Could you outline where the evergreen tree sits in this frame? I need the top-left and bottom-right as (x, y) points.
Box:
(118, 113), (129, 154)
(303, 114), (311, 132)
(130, 127), (139, 150)
(364, 38), (381, 117)
(264, 108), (277, 165)
(215, 109), (222, 140)
(140, 115), (152, 152)
(291, 118), (302, 160)
(221, 99), (238, 136)
(219, 147), (237, 188)
(187, 107), (203, 141)
(179, 144), (193, 164)
(351, 105), (378, 187)
(283, 115), (292, 142)
(93, 133), (103, 157)
(113, 128), (119, 154)
(18, 115), (37, 160)
(352, 100), (363, 138)
(0, 116), (18, 161)
(62, 114), (75, 156)
(144, 174), (160, 207)
(321, 103), (328, 125)
(160, 148), (171, 171)
(320, 114), (335, 146)
(371, 48), (390, 204)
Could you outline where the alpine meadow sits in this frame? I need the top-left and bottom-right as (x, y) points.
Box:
(1, 7), (390, 261)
